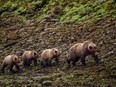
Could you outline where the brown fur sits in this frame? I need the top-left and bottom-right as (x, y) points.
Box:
(41, 48), (60, 67)
(1, 55), (20, 73)
(67, 40), (99, 66)
(22, 50), (38, 67)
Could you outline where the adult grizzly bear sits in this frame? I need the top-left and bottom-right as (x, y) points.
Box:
(67, 40), (99, 66)
(1, 55), (20, 73)
(41, 48), (60, 67)
(22, 50), (38, 67)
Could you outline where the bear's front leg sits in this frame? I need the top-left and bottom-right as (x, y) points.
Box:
(27, 60), (31, 66)
(71, 57), (79, 66)
(24, 59), (31, 67)
(55, 57), (59, 66)
(9, 64), (15, 73)
(34, 59), (37, 66)
(23, 59), (28, 66)
(92, 54), (99, 65)
(15, 64), (20, 70)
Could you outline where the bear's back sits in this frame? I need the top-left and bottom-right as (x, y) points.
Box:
(75, 43), (84, 56)
(41, 49), (53, 59)
(3, 55), (13, 64)
(22, 51), (32, 59)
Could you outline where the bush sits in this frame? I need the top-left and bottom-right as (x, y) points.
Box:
(39, 76), (52, 83)
(42, 80), (52, 86)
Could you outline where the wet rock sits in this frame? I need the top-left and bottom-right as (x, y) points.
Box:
(4, 41), (18, 48)
(103, 51), (114, 58)
(40, 19), (47, 23)
(26, 37), (33, 44)
(35, 26), (45, 32)
(51, 19), (59, 22)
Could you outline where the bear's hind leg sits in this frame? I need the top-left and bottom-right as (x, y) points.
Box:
(48, 60), (52, 67)
(41, 59), (47, 67)
(1, 64), (7, 73)
(67, 56), (78, 67)
(67, 58), (71, 67)
(72, 57), (79, 66)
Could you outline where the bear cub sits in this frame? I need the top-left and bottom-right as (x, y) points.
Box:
(22, 50), (38, 67)
(1, 55), (20, 73)
(41, 48), (61, 67)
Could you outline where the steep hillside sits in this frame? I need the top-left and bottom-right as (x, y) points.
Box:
(0, 0), (116, 87)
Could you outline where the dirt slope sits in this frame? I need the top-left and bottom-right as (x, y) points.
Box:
(0, 0), (116, 87)
(0, 16), (115, 87)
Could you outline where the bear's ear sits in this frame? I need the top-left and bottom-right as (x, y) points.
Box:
(14, 57), (17, 61)
(32, 50), (36, 56)
(34, 52), (36, 55)
(89, 46), (92, 50)
(55, 50), (57, 53)
(33, 51), (38, 58)
(53, 50), (58, 55)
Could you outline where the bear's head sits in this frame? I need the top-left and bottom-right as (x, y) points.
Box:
(88, 43), (97, 53)
(13, 55), (20, 63)
(32, 50), (38, 59)
(52, 48), (61, 57)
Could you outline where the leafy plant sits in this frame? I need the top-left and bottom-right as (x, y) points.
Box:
(72, 15), (81, 21)
(14, 6), (26, 15)
(10, 3), (18, 11)
(39, 76), (52, 83)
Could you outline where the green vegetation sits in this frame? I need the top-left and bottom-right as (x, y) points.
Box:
(0, 0), (115, 23)
(39, 76), (52, 83)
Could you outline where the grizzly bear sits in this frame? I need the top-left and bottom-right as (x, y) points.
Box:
(41, 48), (61, 67)
(67, 40), (99, 66)
(1, 55), (20, 73)
(22, 50), (38, 67)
